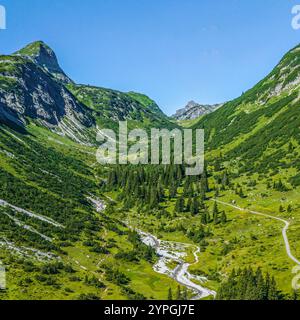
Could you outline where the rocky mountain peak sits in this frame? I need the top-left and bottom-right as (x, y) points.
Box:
(185, 100), (199, 109)
(15, 41), (73, 84)
(172, 100), (223, 121)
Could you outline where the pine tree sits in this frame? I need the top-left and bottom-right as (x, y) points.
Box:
(206, 211), (211, 224)
(222, 171), (229, 187)
(220, 211), (227, 224)
(239, 188), (245, 198)
(288, 142), (294, 153)
(200, 188), (206, 202)
(215, 188), (219, 198)
(201, 211), (207, 225)
(169, 183), (177, 199)
(149, 186), (159, 209)
(191, 198), (200, 215)
(200, 170), (209, 192)
(186, 197), (192, 212)
(268, 276), (279, 300)
(182, 288), (188, 300)
(292, 289), (298, 301)
(256, 268), (267, 300)
(217, 268), (282, 300)
(176, 285), (181, 300)
(175, 197), (185, 213)
(213, 202), (219, 224)
(168, 288), (173, 300)
(106, 203), (114, 214)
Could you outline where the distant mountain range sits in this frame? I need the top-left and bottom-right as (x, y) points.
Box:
(0, 41), (175, 145)
(1, 40), (300, 300)
(172, 101), (223, 121)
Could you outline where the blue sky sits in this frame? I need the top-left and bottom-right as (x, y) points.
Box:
(0, 0), (299, 115)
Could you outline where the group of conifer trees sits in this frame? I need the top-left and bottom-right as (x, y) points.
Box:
(103, 164), (229, 226)
(104, 164), (210, 210)
(168, 286), (189, 300)
(217, 268), (282, 300)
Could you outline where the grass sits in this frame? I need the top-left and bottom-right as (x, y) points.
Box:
(105, 170), (300, 297)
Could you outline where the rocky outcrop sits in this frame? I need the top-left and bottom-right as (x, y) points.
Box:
(0, 41), (175, 142)
(14, 41), (73, 84)
(0, 55), (93, 142)
(172, 100), (222, 120)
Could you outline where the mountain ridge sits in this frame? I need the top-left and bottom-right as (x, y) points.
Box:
(0, 41), (175, 142)
(14, 41), (73, 84)
(193, 43), (300, 175)
(1, 41), (300, 300)
(172, 100), (223, 121)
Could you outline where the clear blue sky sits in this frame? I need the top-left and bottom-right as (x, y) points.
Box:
(0, 0), (299, 115)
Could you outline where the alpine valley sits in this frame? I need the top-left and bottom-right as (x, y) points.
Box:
(0, 41), (300, 300)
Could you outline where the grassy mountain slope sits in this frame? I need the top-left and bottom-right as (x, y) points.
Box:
(0, 42), (180, 300)
(194, 44), (300, 176)
(194, 46), (300, 156)
(1, 41), (300, 300)
(67, 84), (175, 131)
(0, 123), (181, 300)
(97, 43), (300, 299)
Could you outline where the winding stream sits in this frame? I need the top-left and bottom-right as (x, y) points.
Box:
(89, 196), (216, 300)
(137, 229), (216, 300)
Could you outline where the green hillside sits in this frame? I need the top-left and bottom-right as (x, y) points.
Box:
(194, 44), (300, 175)
(1, 41), (300, 301)
(67, 84), (175, 131)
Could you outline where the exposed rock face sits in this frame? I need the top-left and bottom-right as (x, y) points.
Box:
(0, 41), (175, 143)
(0, 54), (93, 142)
(172, 100), (223, 120)
(14, 41), (73, 84)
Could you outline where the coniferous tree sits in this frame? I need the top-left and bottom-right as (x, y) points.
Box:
(292, 289), (298, 301)
(176, 285), (181, 300)
(268, 276), (279, 300)
(149, 186), (159, 209)
(222, 171), (229, 187)
(256, 268), (267, 300)
(169, 183), (177, 199)
(191, 198), (200, 215)
(168, 288), (173, 300)
(186, 197), (192, 213)
(182, 288), (188, 300)
(220, 211), (227, 224)
(213, 202), (219, 224)
(201, 212), (207, 225)
(215, 188), (219, 198)
(217, 268), (281, 300)
(288, 142), (294, 153)
(175, 197), (185, 213)
(239, 188), (245, 198)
